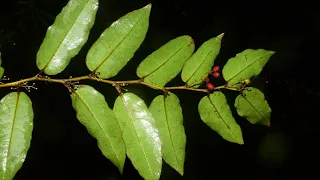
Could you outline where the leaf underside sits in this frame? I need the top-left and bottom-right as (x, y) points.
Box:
(113, 92), (162, 180)
(198, 92), (243, 144)
(86, 4), (151, 79)
(36, 0), (98, 75)
(137, 35), (195, 88)
(222, 49), (274, 87)
(71, 85), (126, 173)
(149, 93), (186, 175)
(181, 33), (223, 88)
(235, 87), (272, 126)
(0, 92), (34, 180)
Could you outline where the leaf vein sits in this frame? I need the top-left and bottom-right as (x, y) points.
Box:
(94, 9), (148, 72)
(186, 39), (219, 84)
(227, 52), (271, 83)
(4, 92), (21, 172)
(142, 41), (189, 78)
(119, 94), (152, 175)
(207, 95), (238, 138)
(241, 93), (265, 122)
(163, 96), (179, 166)
(73, 91), (120, 165)
(42, 0), (91, 71)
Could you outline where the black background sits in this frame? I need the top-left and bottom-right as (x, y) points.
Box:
(0, 0), (318, 179)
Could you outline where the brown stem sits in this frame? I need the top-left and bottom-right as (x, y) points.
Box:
(0, 74), (240, 93)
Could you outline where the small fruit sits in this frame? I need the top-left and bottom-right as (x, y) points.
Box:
(212, 72), (220, 78)
(205, 77), (210, 83)
(212, 65), (220, 72)
(244, 79), (251, 84)
(206, 83), (214, 91)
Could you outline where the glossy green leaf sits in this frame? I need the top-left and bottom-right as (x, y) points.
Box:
(222, 49), (274, 87)
(86, 4), (151, 79)
(71, 85), (125, 173)
(149, 93), (186, 175)
(136, 35), (195, 88)
(181, 33), (223, 88)
(0, 52), (4, 79)
(0, 92), (33, 180)
(36, 0), (98, 75)
(113, 93), (162, 180)
(235, 87), (271, 126)
(198, 92), (243, 144)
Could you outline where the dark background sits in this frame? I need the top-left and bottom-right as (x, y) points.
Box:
(0, 0), (318, 179)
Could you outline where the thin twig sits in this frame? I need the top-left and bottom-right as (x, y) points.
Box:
(0, 74), (240, 93)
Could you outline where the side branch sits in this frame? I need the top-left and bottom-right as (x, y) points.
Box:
(0, 75), (238, 93)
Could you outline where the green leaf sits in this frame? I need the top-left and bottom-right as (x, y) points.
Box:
(222, 49), (274, 87)
(71, 85), (125, 173)
(198, 92), (243, 144)
(86, 4), (151, 79)
(136, 35), (195, 88)
(235, 87), (271, 126)
(181, 33), (223, 88)
(113, 93), (162, 180)
(36, 0), (98, 75)
(0, 52), (4, 79)
(149, 93), (186, 175)
(0, 92), (34, 180)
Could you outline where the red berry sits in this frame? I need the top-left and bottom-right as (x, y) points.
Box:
(206, 83), (214, 91)
(212, 65), (220, 72)
(205, 77), (210, 83)
(212, 72), (220, 78)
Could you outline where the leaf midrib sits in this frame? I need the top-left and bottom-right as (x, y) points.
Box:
(42, 0), (91, 71)
(227, 52), (271, 83)
(163, 96), (180, 167)
(207, 95), (238, 138)
(94, 9), (148, 72)
(4, 92), (21, 173)
(241, 92), (266, 123)
(120, 94), (152, 176)
(186, 39), (219, 85)
(74, 91), (120, 165)
(142, 41), (190, 78)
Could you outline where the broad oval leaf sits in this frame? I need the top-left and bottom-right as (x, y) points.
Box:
(235, 87), (271, 126)
(198, 92), (243, 144)
(0, 92), (33, 180)
(86, 4), (151, 79)
(181, 33), (223, 88)
(136, 35), (195, 88)
(71, 85), (125, 173)
(0, 52), (4, 79)
(36, 0), (98, 75)
(113, 93), (162, 180)
(222, 49), (274, 87)
(149, 93), (186, 175)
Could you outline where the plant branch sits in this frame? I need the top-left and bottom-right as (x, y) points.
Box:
(0, 74), (240, 93)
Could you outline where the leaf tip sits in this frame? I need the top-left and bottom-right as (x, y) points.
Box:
(178, 170), (184, 176)
(237, 139), (244, 145)
(217, 33), (225, 39)
(144, 3), (152, 10)
(184, 35), (194, 45)
(235, 136), (244, 145)
(118, 166), (124, 174)
(190, 37), (195, 46)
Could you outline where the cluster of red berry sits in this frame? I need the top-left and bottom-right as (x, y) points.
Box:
(205, 65), (220, 91)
